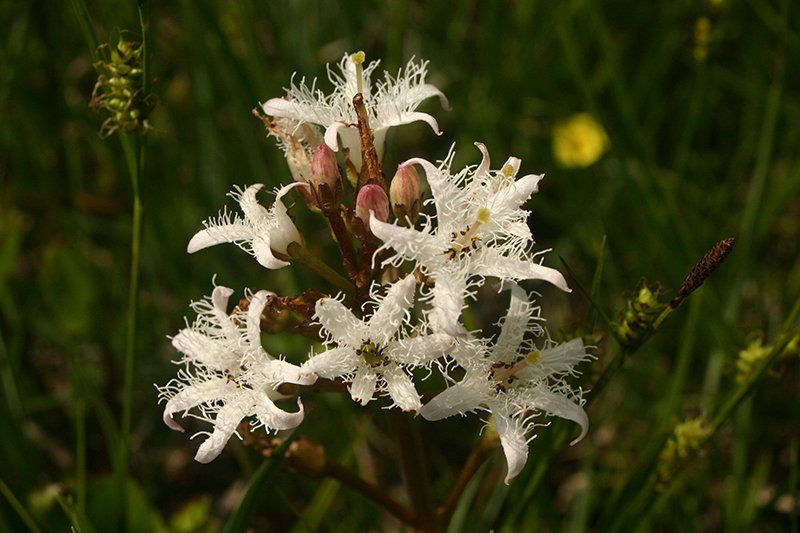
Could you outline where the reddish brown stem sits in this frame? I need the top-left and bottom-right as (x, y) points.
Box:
(437, 436), (495, 525)
(323, 457), (415, 526)
(323, 206), (360, 286)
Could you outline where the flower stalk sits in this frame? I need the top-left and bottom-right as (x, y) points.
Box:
(387, 409), (438, 533)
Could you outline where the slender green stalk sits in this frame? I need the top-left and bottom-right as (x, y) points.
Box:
(116, 131), (143, 531)
(791, 437), (798, 533)
(118, 8), (150, 529)
(222, 427), (301, 533)
(711, 325), (799, 434)
(75, 398), (87, 513)
(0, 477), (42, 533)
(724, 70), (784, 321)
(70, 0), (103, 64)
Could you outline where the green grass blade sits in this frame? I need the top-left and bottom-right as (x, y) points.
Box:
(70, 0), (104, 64)
(0, 478), (42, 533)
(222, 427), (302, 533)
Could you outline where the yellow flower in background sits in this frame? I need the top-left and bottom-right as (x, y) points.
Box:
(552, 113), (611, 168)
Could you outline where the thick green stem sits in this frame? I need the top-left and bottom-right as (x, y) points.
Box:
(287, 242), (355, 299)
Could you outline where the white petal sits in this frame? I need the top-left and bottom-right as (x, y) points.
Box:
(429, 271), (468, 336)
(244, 290), (270, 352)
(326, 124), (363, 170)
(494, 408), (529, 484)
(379, 111), (443, 137)
(252, 237), (289, 269)
(349, 366), (378, 406)
(211, 286), (235, 313)
(493, 283), (536, 362)
(481, 252), (571, 293)
(323, 121), (349, 153)
(397, 81), (449, 114)
(251, 393), (305, 430)
(171, 329), (235, 370)
(261, 97), (318, 123)
(389, 333), (455, 366)
(371, 218), (442, 264)
(187, 223), (254, 254)
(302, 346), (359, 380)
(269, 182), (306, 255)
(383, 363), (421, 412)
(521, 338), (589, 381)
(368, 275), (415, 345)
(474, 142), (491, 180)
(264, 359), (318, 386)
(162, 377), (236, 431)
(315, 298), (369, 345)
(485, 173), (543, 216)
(194, 394), (253, 463)
(533, 388), (589, 446)
(419, 375), (486, 421)
(237, 184), (269, 225)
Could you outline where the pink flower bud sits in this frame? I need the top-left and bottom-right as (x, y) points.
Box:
(310, 144), (342, 210)
(355, 185), (390, 237)
(389, 164), (422, 226)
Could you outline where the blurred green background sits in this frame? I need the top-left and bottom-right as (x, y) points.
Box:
(1, 0), (798, 531)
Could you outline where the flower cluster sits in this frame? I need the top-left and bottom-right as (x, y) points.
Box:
(158, 52), (592, 484)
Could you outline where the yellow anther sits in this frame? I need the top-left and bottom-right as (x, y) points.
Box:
(501, 163), (514, 177)
(352, 51), (366, 94)
(476, 207), (491, 225)
(526, 350), (541, 365)
(351, 51), (366, 65)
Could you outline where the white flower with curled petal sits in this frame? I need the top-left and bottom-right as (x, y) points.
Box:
(187, 182), (305, 269)
(371, 143), (570, 336)
(261, 53), (448, 171)
(419, 284), (591, 484)
(158, 285), (315, 463)
(301, 275), (454, 411)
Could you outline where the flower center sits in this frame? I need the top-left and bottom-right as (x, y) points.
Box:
(490, 350), (540, 392)
(355, 339), (387, 367)
(443, 208), (491, 260)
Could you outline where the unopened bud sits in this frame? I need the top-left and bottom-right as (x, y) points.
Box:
(389, 164), (421, 226)
(260, 116), (323, 210)
(310, 144), (342, 210)
(614, 280), (667, 347)
(354, 184), (389, 241)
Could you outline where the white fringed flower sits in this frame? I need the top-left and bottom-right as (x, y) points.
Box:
(261, 53), (448, 171)
(158, 285), (315, 463)
(187, 182), (305, 269)
(301, 275), (453, 411)
(371, 143), (570, 336)
(419, 284), (591, 484)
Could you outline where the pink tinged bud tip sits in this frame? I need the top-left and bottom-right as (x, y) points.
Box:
(389, 165), (422, 224)
(310, 144), (340, 190)
(355, 185), (390, 231)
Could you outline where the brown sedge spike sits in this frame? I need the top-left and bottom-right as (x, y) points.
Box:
(670, 237), (735, 309)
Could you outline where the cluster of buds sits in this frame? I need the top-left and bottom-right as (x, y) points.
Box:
(614, 281), (667, 348)
(159, 52), (593, 484)
(656, 417), (712, 488)
(90, 34), (149, 137)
